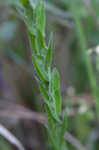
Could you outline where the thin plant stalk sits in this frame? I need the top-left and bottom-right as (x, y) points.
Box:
(70, 0), (99, 119)
(15, 1), (68, 150)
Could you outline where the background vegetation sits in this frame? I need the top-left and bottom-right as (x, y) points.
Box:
(0, 0), (99, 150)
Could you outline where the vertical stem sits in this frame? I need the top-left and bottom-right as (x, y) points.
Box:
(71, 0), (99, 119)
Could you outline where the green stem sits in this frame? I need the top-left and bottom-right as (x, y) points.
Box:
(71, 1), (99, 119)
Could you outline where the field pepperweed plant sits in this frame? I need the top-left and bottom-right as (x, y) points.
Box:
(16, 0), (67, 150)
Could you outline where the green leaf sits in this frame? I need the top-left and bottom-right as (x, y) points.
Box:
(48, 102), (61, 122)
(37, 81), (60, 122)
(24, 18), (37, 35)
(46, 126), (60, 150)
(32, 56), (48, 82)
(30, 29), (46, 56)
(19, 0), (29, 7)
(19, 0), (33, 20)
(16, 4), (36, 36)
(46, 105), (56, 131)
(36, 1), (46, 36)
(45, 33), (53, 70)
(35, 29), (46, 55)
(37, 79), (49, 104)
(37, 29), (46, 50)
(51, 68), (62, 116)
(60, 112), (67, 145)
(48, 68), (52, 94)
(29, 32), (37, 55)
(29, 32), (46, 62)
(54, 90), (62, 116)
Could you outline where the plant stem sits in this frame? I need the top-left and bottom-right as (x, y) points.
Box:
(71, 0), (99, 119)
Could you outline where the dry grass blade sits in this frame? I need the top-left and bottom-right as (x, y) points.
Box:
(0, 124), (25, 150)
(0, 101), (46, 125)
(65, 132), (87, 150)
(0, 101), (87, 150)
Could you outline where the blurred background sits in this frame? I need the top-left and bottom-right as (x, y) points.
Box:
(0, 0), (99, 150)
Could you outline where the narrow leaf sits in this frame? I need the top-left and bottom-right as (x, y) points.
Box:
(46, 105), (56, 131)
(19, 0), (29, 7)
(29, 32), (37, 55)
(51, 68), (62, 116)
(25, 19), (37, 36)
(60, 112), (67, 145)
(32, 56), (48, 82)
(37, 79), (49, 104)
(37, 29), (46, 50)
(45, 33), (53, 70)
(46, 127), (60, 150)
(37, 81), (60, 122)
(36, 1), (46, 36)
(48, 102), (60, 122)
